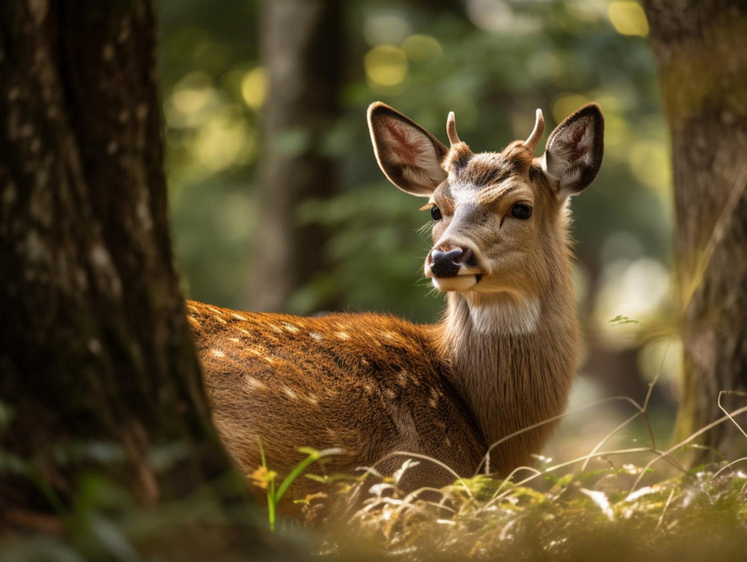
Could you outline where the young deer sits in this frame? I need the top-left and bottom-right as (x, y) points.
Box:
(189, 102), (604, 504)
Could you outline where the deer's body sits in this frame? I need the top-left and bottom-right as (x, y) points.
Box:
(191, 102), (603, 503)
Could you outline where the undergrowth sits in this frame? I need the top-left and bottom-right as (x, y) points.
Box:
(310, 458), (747, 561)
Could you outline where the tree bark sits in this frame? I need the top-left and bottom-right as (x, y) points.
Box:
(0, 1), (273, 555)
(249, 0), (342, 313)
(644, 0), (747, 457)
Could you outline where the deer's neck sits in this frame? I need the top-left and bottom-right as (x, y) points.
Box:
(436, 278), (579, 470)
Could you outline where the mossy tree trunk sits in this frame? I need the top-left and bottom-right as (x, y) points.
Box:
(644, 0), (747, 457)
(249, 0), (343, 313)
(0, 1), (273, 554)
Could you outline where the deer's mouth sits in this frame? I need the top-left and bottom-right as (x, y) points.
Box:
(430, 273), (482, 292)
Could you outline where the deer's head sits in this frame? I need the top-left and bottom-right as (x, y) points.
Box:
(368, 102), (604, 302)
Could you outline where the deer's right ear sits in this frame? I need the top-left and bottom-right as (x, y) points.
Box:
(368, 102), (448, 197)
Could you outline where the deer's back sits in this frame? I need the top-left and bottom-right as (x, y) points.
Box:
(187, 301), (485, 495)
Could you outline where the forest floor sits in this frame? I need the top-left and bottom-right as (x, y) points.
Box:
(303, 456), (747, 561)
(2, 444), (747, 561)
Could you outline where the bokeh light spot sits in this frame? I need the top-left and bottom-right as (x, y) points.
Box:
(364, 45), (408, 86)
(608, 2), (649, 37)
(364, 11), (411, 46)
(552, 93), (590, 123)
(192, 107), (258, 173)
(172, 72), (215, 114)
(241, 67), (267, 109)
(402, 35), (442, 61)
(628, 140), (671, 192)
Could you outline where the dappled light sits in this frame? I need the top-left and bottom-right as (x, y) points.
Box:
(3, 0), (747, 560)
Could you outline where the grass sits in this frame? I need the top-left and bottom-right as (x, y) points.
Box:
(2, 400), (747, 562)
(313, 460), (747, 561)
(286, 423), (747, 561)
(252, 439), (341, 531)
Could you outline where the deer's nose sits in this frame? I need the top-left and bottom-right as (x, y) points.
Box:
(429, 248), (466, 278)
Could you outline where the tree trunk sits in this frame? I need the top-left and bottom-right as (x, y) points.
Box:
(0, 1), (273, 555)
(249, 0), (342, 313)
(644, 0), (747, 457)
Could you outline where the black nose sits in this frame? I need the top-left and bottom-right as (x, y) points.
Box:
(430, 248), (464, 278)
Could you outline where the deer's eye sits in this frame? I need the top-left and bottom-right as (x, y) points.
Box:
(511, 202), (532, 219)
(430, 205), (442, 221)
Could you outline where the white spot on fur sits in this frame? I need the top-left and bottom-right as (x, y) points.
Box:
(309, 332), (324, 341)
(281, 322), (299, 333)
(245, 377), (267, 391)
(232, 313), (247, 320)
(207, 307), (222, 315)
(306, 393), (319, 404)
(188, 316), (200, 328)
(336, 331), (350, 340)
(283, 386), (298, 400)
(228, 337), (239, 343)
(268, 324), (283, 333)
(211, 349), (225, 358)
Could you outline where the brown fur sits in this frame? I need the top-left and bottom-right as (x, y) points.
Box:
(190, 102), (604, 508)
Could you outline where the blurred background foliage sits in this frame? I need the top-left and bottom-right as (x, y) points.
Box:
(160, 0), (679, 449)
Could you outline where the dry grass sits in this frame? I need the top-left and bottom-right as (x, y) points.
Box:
(313, 459), (747, 561)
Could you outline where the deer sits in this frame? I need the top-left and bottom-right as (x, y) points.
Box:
(187, 101), (604, 510)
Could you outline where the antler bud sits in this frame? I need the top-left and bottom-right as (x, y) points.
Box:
(446, 111), (461, 146)
(524, 109), (545, 154)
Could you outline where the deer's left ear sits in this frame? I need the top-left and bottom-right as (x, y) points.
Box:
(541, 103), (604, 197)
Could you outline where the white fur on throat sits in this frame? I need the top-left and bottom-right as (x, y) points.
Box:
(463, 294), (541, 335)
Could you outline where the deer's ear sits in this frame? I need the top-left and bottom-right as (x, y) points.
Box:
(541, 103), (604, 197)
(368, 102), (449, 197)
